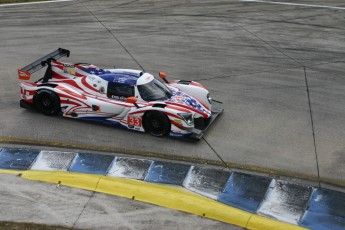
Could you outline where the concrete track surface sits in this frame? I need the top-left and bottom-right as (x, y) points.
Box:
(0, 0), (345, 186)
(0, 173), (241, 230)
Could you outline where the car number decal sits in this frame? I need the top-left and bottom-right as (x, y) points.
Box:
(128, 116), (142, 127)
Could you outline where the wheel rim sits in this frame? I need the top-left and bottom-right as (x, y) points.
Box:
(37, 94), (55, 115)
(152, 119), (160, 128)
(38, 95), (54, 113)
(149, 115), (165, 135)
(42, 98), (51, 108)
(34, 90), (60, 116)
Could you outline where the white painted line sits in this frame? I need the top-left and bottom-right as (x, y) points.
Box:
(0, 0), (74, 7)
(257, 179), (312, 225)
(240, 0), (345, 10)
(107, 157), (152, 180)
(30, 150), (77, 171)
(182, 166), (221, 200)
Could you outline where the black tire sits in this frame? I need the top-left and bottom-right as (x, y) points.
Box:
(34, 89), (60, 116)
(144, 111), (171, 137)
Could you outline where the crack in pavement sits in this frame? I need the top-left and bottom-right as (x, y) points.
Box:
(78, 0), (145, 71)
(197, 59), (345, 82)
(303, 67), (321, 188)
(227, 22), (322, 186)
(202, 137), (228, 169)
(72, 177), (102, 228)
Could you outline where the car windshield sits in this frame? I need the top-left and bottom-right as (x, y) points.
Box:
(137, 79), (173, 101)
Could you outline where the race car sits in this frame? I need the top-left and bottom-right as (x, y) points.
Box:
(18, 48), (223, 139)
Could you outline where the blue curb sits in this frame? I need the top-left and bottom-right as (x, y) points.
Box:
(218, 172), (272, 213)
(68, 152), (114, 175)
(0, 147), (40, 170)
(300, 188), (345, 230)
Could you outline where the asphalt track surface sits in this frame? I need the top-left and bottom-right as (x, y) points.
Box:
(0, 0), (345, 187)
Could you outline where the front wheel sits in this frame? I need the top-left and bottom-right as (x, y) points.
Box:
(34, 90), (60, 116)
(144, 111), (171, 137)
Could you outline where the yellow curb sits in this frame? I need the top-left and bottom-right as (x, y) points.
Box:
(21, 170), (101, 191)
(97, 176), (251, 227)
(0, 169), (309, 229)
(0, 169), (24, 175)
(247, 214), (307, 230)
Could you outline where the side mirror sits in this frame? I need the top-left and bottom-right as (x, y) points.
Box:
(159, 72), (168, 83)
(126, 96), (137, 104)
(126, 96), (139, 108)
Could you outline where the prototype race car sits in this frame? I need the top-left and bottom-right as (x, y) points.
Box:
(18, 48), (223, 139)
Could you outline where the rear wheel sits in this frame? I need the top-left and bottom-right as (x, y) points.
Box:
(34, 90), (60, 115)
(144, 111), (171, 137)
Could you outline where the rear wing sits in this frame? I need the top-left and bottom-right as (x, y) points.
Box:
(18, 48), (70, 81)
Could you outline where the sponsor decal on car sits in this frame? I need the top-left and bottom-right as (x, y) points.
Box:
(63, 64), (75, 75)
(111, 95), (126, 101)
(170, 132), (190, 137)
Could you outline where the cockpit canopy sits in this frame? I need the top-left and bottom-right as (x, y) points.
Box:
(137, 79), (172, 101)
(98, 72), (172, 101)
(99, 73), (137, 100)
(99, 73), (138, 85)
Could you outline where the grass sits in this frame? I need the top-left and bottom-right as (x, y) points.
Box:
(0, 221), (79, 230)
(0, 0), (51, 4)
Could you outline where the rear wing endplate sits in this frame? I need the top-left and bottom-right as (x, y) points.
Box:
(18, 48), (70, 80)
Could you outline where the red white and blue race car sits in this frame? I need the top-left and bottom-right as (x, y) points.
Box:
(18, 48), (223, 139)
